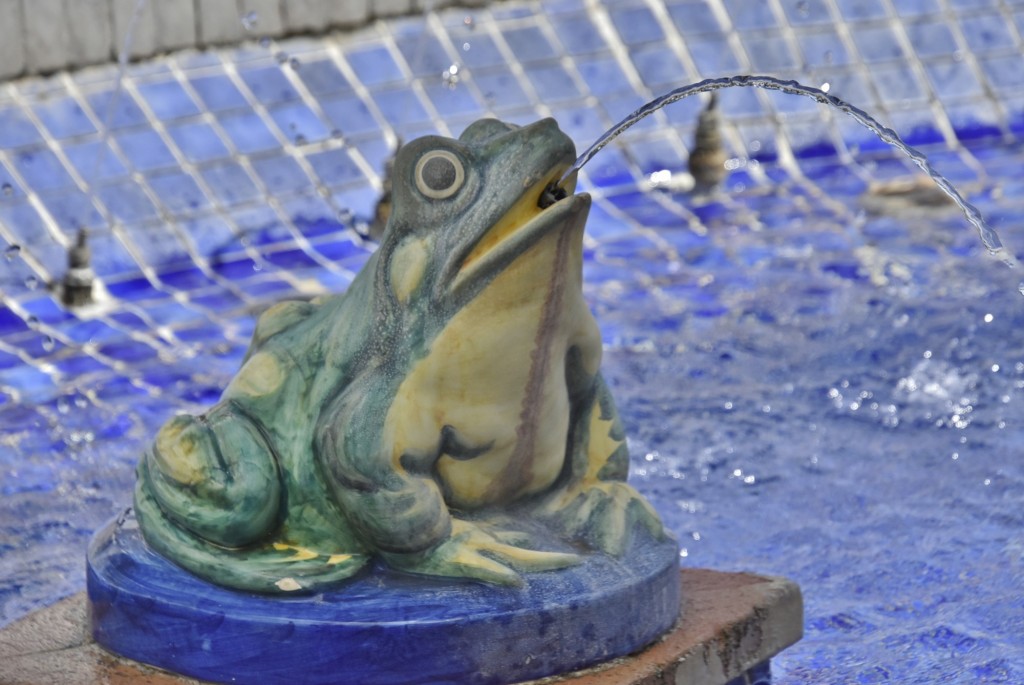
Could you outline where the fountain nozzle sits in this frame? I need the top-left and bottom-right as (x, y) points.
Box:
(689, 93), (728, 189)
(61, 229), (95, 308)
(537, 181), (568, 209)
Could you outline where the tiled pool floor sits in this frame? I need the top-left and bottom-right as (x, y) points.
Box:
(2, 0), (1024, 683)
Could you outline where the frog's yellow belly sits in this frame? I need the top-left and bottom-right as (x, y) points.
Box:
(384, 223), (600, 509)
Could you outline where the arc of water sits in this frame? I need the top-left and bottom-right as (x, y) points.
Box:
(562, 75), (1015, 269)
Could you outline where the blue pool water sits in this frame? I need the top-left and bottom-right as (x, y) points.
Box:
(2, 0), (1024, 683)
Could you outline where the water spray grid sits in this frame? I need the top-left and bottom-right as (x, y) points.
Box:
(2, 0), (1024, 683)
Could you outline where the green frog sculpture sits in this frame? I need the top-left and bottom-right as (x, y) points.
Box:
(134, 117), (667, 593)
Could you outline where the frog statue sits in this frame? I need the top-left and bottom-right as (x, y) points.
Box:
(134, 118), (667, 594)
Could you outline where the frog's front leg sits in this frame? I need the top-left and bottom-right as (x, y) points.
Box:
(315, 382), (578, 585)
(536, 365), (666, 555)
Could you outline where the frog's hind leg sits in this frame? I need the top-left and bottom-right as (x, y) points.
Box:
(136, 403), (369, 592)
(134, 476), (368, 593)
(139, 403), (281, 547)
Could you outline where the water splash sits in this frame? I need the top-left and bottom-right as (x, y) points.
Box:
(562, 75), (1016, 269)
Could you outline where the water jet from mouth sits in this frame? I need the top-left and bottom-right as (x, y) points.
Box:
(558, 75), (1016, 272)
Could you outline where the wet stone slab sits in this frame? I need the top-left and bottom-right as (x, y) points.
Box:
(0, 569), (802, 685)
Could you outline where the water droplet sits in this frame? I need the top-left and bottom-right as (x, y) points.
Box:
(74, 394), (88, 409)
(253, 262), (263, 272)
(57, 397), (70, 414)
(338, 208), (353, 223)
(259, 36), (271, 49)
(442, 64), (461, 89)
(25, 275), (38, 289)
(795, 0), (809, 14)
(820, 82), (831, 93)
(27, 315), (39, 328)
(331, 129), (344, 141)
(462, 42), (471, 52)
(4, 244), (20, 261)
(289, 57), (301, 70)
(1, 183), (12, 196)
(463, 15), (474, 28)
(242, 10), (259, 31)
(648, 169), (672, 187)
(295, 134), (307, 145)
(275, 51), (288, 64)
(42, 336), (55, 352)
(984, 313), (994, 323)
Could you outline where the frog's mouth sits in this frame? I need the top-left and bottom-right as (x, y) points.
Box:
(454, 166), (582, 288)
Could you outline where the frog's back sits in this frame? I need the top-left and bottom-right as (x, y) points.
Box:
(228, 254), (382, 411)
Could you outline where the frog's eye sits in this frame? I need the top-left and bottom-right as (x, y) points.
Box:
(414, 150), (465, 200)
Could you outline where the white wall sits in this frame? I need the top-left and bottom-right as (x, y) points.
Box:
(0, 0), (486, 79)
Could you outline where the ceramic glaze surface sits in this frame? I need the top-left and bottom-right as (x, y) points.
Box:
(134, 116), (668, 593)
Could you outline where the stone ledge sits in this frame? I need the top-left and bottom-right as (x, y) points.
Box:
(0, 0), (493, 79)
(0, 569), (802, 685)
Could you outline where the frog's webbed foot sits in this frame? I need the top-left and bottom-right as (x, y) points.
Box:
(382, 519), (580, 586)
(538, 482), (666, 557)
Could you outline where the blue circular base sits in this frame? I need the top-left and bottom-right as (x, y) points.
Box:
(87, 513), (680, 685)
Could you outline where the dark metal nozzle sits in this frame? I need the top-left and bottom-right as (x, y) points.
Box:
(61, 229), (94, 307)
(538, 181), (568, 209)
(689, 93), (728, 189)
